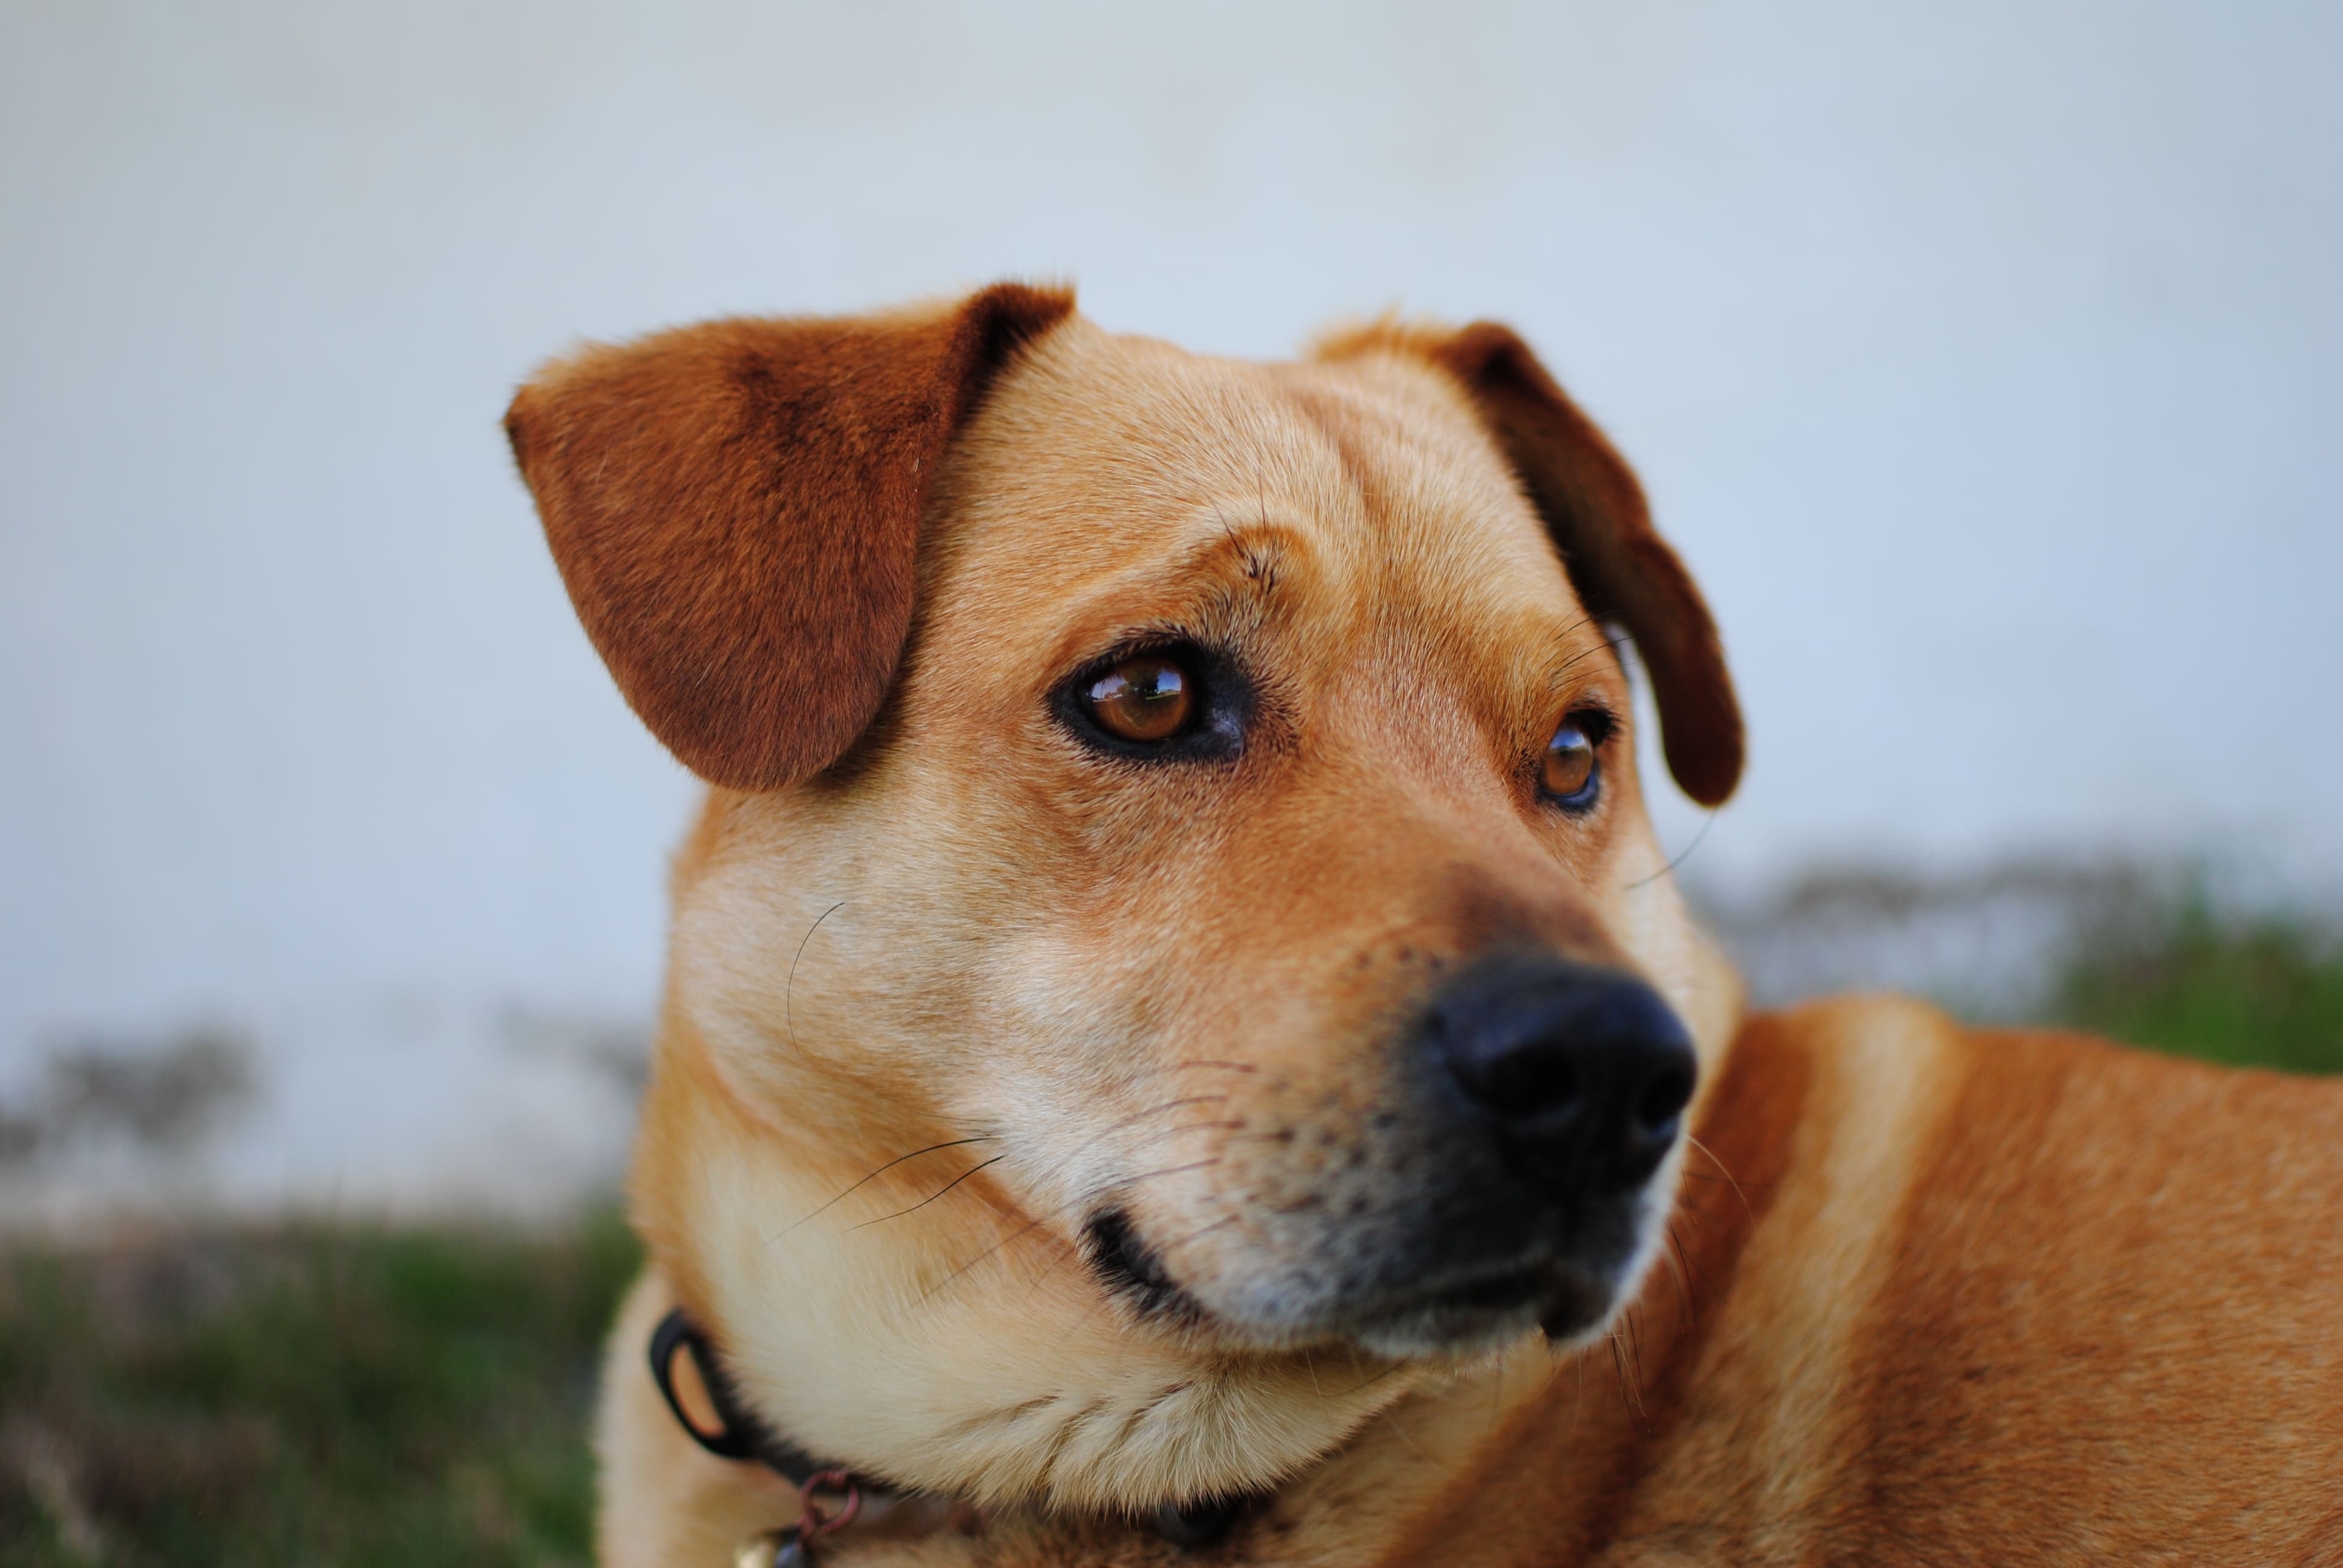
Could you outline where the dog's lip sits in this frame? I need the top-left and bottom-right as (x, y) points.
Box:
(1334, 1256), (1574, 1328)
(1090, 1211), (1562, 1349)
(1201, 1250), (1620, 1356)
(1092, 1206), (1635, 1354)
(1323, 1255), (1624, 1356)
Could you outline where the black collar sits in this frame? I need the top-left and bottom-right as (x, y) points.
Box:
(649, 1307), (1259, 1554)
(649, 1307), (863, 1491)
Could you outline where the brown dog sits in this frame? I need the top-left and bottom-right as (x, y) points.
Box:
(506, 285), (2343, 1567)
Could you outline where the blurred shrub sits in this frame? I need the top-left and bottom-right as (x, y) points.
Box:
(2051, 901), (2343, 1075)
(0, 1209), (639, 1567)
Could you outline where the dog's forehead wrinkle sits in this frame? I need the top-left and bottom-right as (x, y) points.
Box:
(1042, 510), (1325, 658)
(1019, 324), (1360, 511)
(1270, 351), (1564, 571)
(945, 325), (1548, 619)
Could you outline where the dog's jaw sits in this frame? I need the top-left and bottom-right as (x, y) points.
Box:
(631, 1019), (1425, 1514)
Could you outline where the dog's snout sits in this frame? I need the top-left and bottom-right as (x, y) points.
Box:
(1430, 956), (1697, 1187)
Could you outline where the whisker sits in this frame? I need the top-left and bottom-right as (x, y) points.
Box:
(770, 1135), (993, 1241)
(1621, 809), (1715, 893)
(925, 1174), (1158, 1312)
(1150, 1212), (1241, 1257)
(1667, 1214), (1717, 1295)
(916, 1210), (1057, 1307)
(1664, 1225), (1699, 1325)
(785, 900), (847, 1052)
(1378, 1399), (1433, 1468)
(848, 1154), (1008, 1229)
(1659, 1218), (1715, 1322)
(1139, 1094), (1233, 1112)
(1340, 1347), (1411, 1400)
(1126, 1058), (1269, 1083)
(1552, 625), (1632, 679)
(1622, 1307), (1648, 1418)
(910, 1157), (1227, 1310)
(1683, 1134), (1758, 1224)
(1046, 1095), (1235, 1172)
(1122, 1118), (1247, 1154)
(1104, 1155), (1226, 1191)
(1011, 1230), (1092, 1312)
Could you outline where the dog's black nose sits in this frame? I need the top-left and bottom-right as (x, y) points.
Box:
(1427, 956), (1697, 1189)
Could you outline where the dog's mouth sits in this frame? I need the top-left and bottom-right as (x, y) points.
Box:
(1085, 1206), (1635, 1359)
(1330, 1255), (1621, 1357)
(1086, 1207), (1210, 1325)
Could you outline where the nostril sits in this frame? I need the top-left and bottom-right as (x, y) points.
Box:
(1478, 1041), (1579, 1118)
(1636, 1062), (1694, 1136)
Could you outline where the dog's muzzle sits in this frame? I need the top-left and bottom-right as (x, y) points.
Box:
(1098, 953), (1699, 1358)
(1316, 953), (1697, 1352)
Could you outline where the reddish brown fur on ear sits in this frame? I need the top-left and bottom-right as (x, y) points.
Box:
(1320, 321), (1745, 806)
(505, 283), (1076, 791)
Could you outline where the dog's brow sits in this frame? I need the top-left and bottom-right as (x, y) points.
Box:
(1180, 512), (1305, 595)
(1542, 615), (1631, 691)
(1059, 513), (1312, 639)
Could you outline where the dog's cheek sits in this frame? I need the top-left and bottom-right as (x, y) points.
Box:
(948, 930), (1176, 1214)
(654, 791), (981, 1113)
(977, 934), (1411, 1318)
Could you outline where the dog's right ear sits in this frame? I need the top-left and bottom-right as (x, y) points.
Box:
(1317, 319), (1744, 808)
(505, 283), (1075, 791)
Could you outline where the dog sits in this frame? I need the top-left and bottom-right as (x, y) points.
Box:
(506, 284), (2343, 1567)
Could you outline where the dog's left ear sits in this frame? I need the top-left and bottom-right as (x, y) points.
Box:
(1320, 322), (1745, 807)
(505, 283), (1075, 791)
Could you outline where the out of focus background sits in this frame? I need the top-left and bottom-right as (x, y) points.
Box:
(3, 2), (2338, 1561)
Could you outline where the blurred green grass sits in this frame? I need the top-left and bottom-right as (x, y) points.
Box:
(1, 1210), (639, 1566)
(2, 905), (2338, 1565)
(2048, 901), (2343, 1075)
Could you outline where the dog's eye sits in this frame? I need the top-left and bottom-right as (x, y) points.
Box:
(1541, 716), (1602, 808)
(1086, 655), (1196, 743)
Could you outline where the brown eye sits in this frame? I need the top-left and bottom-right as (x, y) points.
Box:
(1541, 718), (1599, 804)
(1086, 655), (1194, 743)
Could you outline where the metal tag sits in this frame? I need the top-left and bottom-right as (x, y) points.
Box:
(734, 1526), (811, 1568)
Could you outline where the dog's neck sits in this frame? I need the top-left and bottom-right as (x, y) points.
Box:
(645, 1301), (1277, 1557)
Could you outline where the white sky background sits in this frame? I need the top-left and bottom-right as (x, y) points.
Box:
(2, 2), (2338, 1212)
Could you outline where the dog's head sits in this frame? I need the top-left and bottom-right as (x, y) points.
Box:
(508, 284), (1743, 1510)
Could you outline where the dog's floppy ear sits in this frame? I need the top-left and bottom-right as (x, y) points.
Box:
(505, 283), (1075, 791)
(1320, 321), (1744, 806)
